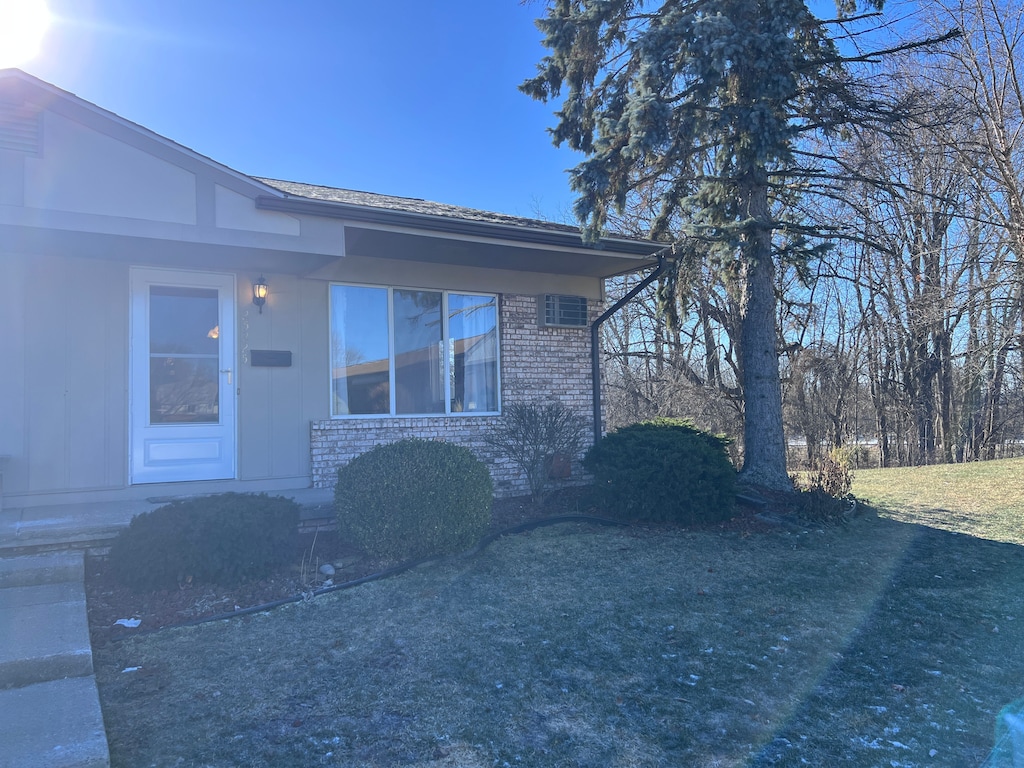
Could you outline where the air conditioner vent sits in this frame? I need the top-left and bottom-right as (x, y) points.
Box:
(540, 294), (588, 328)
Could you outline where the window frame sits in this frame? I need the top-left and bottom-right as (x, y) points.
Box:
(329, 282), (501, 419)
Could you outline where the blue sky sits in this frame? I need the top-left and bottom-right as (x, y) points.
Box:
(19, 0), (580, 222)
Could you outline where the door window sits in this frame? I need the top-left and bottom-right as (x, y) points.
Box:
(148, 286), (220, 424)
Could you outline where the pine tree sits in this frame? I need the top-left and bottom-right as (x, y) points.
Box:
(521, 0), (898, 490)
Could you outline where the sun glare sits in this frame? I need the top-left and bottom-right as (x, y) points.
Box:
(0, 0), (51, 69)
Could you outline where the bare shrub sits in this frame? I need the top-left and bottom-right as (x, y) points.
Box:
(485, 401), (586, 504)
(813, 447), (854, 498)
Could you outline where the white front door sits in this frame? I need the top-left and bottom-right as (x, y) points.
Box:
(130, 268), (236, 484)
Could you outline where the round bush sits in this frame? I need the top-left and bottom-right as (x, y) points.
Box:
(109, 493), (300, 591)
(335, 439), (493, 562)
(584, 418), (737, 525)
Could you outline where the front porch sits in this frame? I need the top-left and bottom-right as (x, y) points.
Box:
(0, 487), (337, 557)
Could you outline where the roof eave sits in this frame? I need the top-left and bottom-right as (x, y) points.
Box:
(254, 194), (658, 259)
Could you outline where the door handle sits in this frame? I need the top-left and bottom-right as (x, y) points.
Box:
(220, 369), (233, 385)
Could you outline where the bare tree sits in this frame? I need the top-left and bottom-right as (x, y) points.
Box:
(593, 0), (1024, 470)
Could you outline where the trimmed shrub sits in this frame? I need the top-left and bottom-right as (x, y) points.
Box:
(109, 493), (300, 591)
(335, 439), (493, 562)
(584, 418), (736, 524)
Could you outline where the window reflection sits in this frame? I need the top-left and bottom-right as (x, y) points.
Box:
(330, 286), (390, 415)
(149, 286), (220, 424)
(329, 285), (499, 417)
(394, 290), (444, 414)
(449, 294), (497, 413)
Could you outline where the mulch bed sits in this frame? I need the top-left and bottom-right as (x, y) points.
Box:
(84, 487), (781, 647)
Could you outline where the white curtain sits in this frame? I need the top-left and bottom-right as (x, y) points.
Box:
(453, 294), (497, 412)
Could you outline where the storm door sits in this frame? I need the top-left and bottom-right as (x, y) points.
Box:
(130, 268), (236, 483)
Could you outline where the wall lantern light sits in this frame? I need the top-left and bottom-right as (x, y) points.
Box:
(252, 276), (268, 313)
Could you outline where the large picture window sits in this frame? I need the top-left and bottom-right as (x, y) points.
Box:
(330, 285), (499, 417)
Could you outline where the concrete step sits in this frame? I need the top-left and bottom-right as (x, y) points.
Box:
(0, 528), (121, 558)
(0, 677), (110, 767)
(0, 551), (110, 766)
(0, 550), (84, 588)
(0, 578), (94, 690)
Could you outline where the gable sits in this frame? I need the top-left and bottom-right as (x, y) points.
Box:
(0, 69), (657, 282)
(0, 69), (325, 269)
(23, 107), (198, 224)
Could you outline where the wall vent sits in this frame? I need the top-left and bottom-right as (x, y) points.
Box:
(0, 101), (41, 155)
(539, 294), (588, 328)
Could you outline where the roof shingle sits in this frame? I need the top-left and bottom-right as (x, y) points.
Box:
(257, 178), (585, 236)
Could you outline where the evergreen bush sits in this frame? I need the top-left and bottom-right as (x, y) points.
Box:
(584, 418), (736, 524)
(109, 493), (300, 591)
(335, 439), (493, 562)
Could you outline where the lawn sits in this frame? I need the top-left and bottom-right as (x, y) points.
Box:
(92, 463), (1024, 767)
(853, 457), (1024, 545)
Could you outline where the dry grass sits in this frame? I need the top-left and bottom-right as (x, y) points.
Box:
(853, 457), (1024, 544)
(93, 464), (1024, 766)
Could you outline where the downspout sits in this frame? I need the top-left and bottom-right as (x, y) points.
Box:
(591, 255), (668, 446)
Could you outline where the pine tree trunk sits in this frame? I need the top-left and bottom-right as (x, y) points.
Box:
(736, 177), (790, 491)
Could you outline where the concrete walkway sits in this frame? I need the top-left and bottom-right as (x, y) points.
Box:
(0, 487), (335, 767)
(0, 551), (109, 767)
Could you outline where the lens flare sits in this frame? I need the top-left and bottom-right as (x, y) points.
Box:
(0, 0), (51, 69)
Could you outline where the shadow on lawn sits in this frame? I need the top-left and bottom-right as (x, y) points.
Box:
(94, 503), (1024, 767)
(753, 513), (1024, 766)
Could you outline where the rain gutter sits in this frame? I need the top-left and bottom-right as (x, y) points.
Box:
(590, 253), (669, 446)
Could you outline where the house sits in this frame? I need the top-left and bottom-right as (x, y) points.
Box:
(0, 69), (657, 517)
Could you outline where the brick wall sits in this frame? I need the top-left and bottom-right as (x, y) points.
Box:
(310, 293), (598, 497)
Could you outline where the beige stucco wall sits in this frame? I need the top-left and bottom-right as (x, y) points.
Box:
(235, 273), (329, 483)
(0, 250), (129, 498)
(0, 89), (347, 267)
(23, 110), (198, 224)
(0, 252), (336, 505)
(0, 249), (604, 506)
(0, 84), (341, 506)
